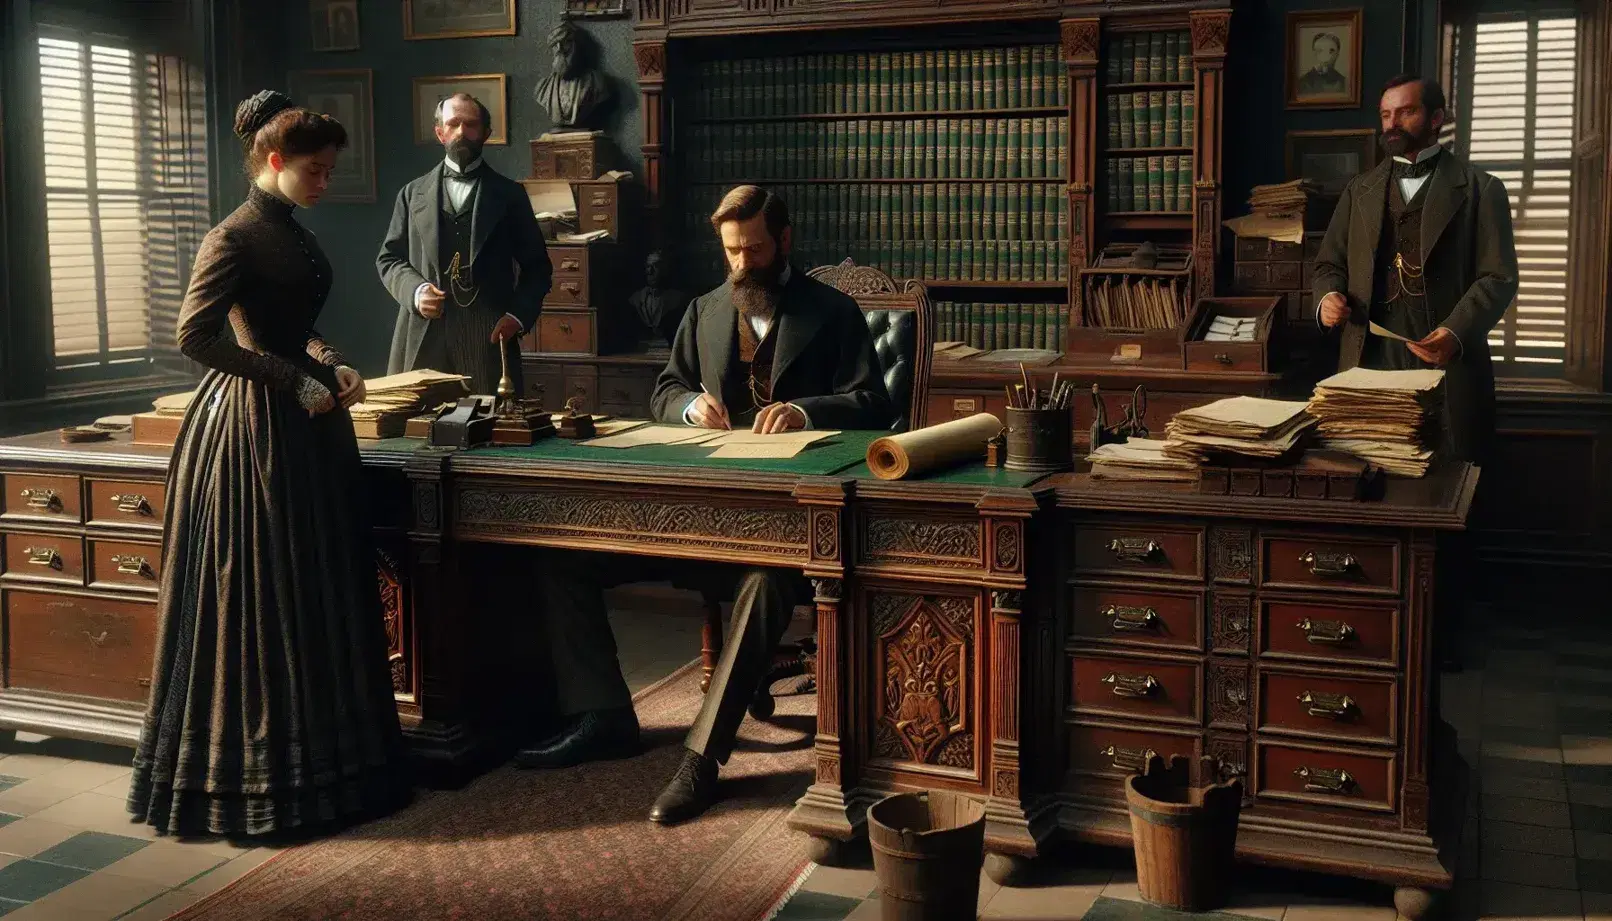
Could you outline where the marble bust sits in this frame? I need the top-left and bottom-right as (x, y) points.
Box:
(533, 20), (612, 129)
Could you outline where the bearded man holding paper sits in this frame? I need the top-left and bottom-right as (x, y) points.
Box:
(520, 185), (892, 828)
(1313, 75), (1518, 464)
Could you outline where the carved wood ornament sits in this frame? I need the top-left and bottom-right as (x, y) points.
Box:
(875, 595), (973, 767)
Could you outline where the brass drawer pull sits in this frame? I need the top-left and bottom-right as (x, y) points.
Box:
(24, 546), (63, 569)
(1297, 618), (1355, 645)
(1107, 605), (1159, 631)
(1215, 353), (1233, 365)
(1099, 744), (1156, 772)
(558, 321), (573, 334)
(111, 493), (151, 515)
(560, 282), (582, 295)
(1102, 672), (1159, 698)
(591, 214), (609, 224)
(1298, 690), (1356, 719)
(1203, 754), (1245, 780)
(111, 554), (152, 577)
(1107, 537), (1161, 563)
(20, 488), (60, 511)
(1300, 550), (1357, 576)
(1294, 765), (1356, 795)
(559, 259), (581, 271)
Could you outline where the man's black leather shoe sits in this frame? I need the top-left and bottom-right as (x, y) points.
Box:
(649, 749), (719, 824)
(512, 707), (639, 768)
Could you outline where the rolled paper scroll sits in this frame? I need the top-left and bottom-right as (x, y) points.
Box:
(866, 412), (1003, 480)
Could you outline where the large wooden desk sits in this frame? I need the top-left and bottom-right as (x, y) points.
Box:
(0, 430), (1473, 918)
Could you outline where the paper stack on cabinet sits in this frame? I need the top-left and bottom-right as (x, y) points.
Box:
(347, 370), (471, 438)
(1162, 396), (1315, 461)
(1087, 438), (1199, 482)
(1304, 367), (1445, 477)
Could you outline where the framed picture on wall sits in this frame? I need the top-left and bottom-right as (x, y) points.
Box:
(413, 74), (508, 145)
(403, 0), (516, 40)
(310, 0), (360, 52)
(288, 69), (376, 203)
(1286, 128), (1378, 196)
(1285, 9), (1363, 109)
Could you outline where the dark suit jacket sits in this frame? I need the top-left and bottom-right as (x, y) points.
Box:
(650, 270), (893, 431)
(376, 163), (552, 376)
(1311, 151), (1519, 462)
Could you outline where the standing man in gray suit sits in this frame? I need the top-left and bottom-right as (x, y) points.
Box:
(377, 93), (550, 396)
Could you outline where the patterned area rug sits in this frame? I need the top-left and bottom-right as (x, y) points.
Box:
(174, 662), (816, 921)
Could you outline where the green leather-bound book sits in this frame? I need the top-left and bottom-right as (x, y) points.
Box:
(1178, 155), (1194, 212)
(1109, 104), (1121, 148)
(1165, 90), (1181, 147)
(1148, 32), (1165, 83)
(1119, 93), (1135, 148)
(1107, 160), (1119, 212)
(1149, 91), (1165, 148)
(1164, 33), (1179, 82)
(1177, 31), (1192, 82)
(1106, 39), (1122, 82)
(1163, 155), (1179, 213)
(1183, 90), (1195, 147)
(1031, 45), (1046, 107)
(1131, 157), (1147, 210)
(1148, 156), (1164, 211)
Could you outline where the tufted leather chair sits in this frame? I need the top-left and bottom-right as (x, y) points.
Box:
(708, 259), (933, 718)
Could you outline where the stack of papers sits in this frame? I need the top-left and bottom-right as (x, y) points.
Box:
(1204, 315), (1258, 342)
(152, 390), (197, 416)
(1087, 438), (1199, 482)
(1247, 179), (1320, 216)
(348, 370), (470, 422)
(1305, 367), (1446, 477)
(1163, 396), (1316, 461)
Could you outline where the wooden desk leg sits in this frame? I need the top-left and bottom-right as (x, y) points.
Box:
(983, 587), (1056, 886)
(788, 576), (861, 864)
(700, 600), (723, 693)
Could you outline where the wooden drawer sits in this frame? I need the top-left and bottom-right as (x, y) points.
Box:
(1233, 263), (1271, 292)
(1235, 237), (1304, 263)
(4, 588), (156, 702)
(1185, 340), (1266, 374)
(1259, 597), (1399, 668)
(562, 366), (598, 414)
(549, 275), (590, 307)
(1255, 740), (1396, 813)
(597, 368), (654, 409)
(550, 245), (588, 278)
(1068, 582), (1203, 652)
(1, 473), (81, 523)
(524, 362), (566, 410)
(1073, 519), (1204, 582)
(87, 479), (166, 531)
(1269, 262), (1302, 290)
(927, 391), (1008, 424)
(1067, 721), (1202, 786)
(1257, 668), (1398, 746)
(535, 309), (595, 355)
(576, 182), (619, 236)
(86, 539), (162, 593)
(1, 532), (84, 586)
(1070, 652), (1200, 726)
(1262, 533), (1401, 595)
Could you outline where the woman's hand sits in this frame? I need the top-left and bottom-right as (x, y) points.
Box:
(335, 366), (366, 408)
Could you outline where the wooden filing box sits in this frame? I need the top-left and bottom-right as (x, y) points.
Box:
(523, 241), (625, 357)
(529, 133), (611, 181)
(1181, 296), (1282, 373)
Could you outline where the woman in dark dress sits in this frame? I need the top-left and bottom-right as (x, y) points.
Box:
(127, 91), (412, 837)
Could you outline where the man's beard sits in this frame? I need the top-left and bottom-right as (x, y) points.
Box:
(446, 136), (483, 167)
(729, 256), (785, 321)
(1382, 125), (1433, 158)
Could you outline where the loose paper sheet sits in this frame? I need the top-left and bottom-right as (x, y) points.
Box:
(705, 441), (809, 459)
(701, 430), (839, 447)
(1368, 321), (1412, 342)
(579, 424), (725, 448)
(1316, 366), (1446, 393)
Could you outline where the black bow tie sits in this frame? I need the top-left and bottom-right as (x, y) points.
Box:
(1391, 154), (1439, 181)
(446, 163), (481, 179)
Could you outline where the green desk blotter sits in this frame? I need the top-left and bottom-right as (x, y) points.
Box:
(460, 430), (881, 476)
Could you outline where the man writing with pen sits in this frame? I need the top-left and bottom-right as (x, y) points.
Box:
(519, 185), (891, 827)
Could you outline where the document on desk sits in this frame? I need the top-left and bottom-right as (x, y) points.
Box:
(702, 430), (840, 448)
(580, 425), (727, 448)
(705, 441), (810, 459)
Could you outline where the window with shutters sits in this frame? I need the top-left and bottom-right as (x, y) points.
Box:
(37, 27), (209, 384)
(1444, 11), (1579, 379)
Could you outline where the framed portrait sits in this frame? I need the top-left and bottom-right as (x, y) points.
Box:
(310, 0), (359, 52)
(413, 73), (508, 146)
(403, 0), (516, 40)
(1286, 129), (1378, 196)
(1285, 9), (1363, 109)
(287, 69), (376, 203)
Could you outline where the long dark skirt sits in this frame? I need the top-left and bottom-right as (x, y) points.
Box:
(127, 370), (412, 837)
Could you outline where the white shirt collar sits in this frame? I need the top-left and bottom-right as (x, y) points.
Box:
(1393, 143), (1443, 166)
(443, 156), (483, 177)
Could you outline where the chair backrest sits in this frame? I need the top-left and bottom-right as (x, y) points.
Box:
(806, 259), (932, 433)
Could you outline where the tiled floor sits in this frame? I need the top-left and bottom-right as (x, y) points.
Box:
(2, 596), (1607, 920)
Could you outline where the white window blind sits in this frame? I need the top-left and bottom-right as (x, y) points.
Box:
(1462, 16), (1577, 376)
(37, 29), (208, 382)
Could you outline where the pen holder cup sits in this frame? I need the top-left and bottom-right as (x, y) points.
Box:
(1005, 406), (1073, 473)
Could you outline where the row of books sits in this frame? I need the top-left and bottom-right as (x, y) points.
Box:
(687, 46), (1067, 121)
(1105, 31), (1195, 85)
(687, 241), (1070, 290)
(1107, 91), (1195, 150)
(936, 301), (1069, 352)
(1105, 156), (1196, 213)
(683, 182), (1068, 245)
(682, 117), (1069, 183)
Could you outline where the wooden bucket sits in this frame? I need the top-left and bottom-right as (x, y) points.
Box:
(867, 791), (986, 921)
(1125, 755), (1243, 911)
